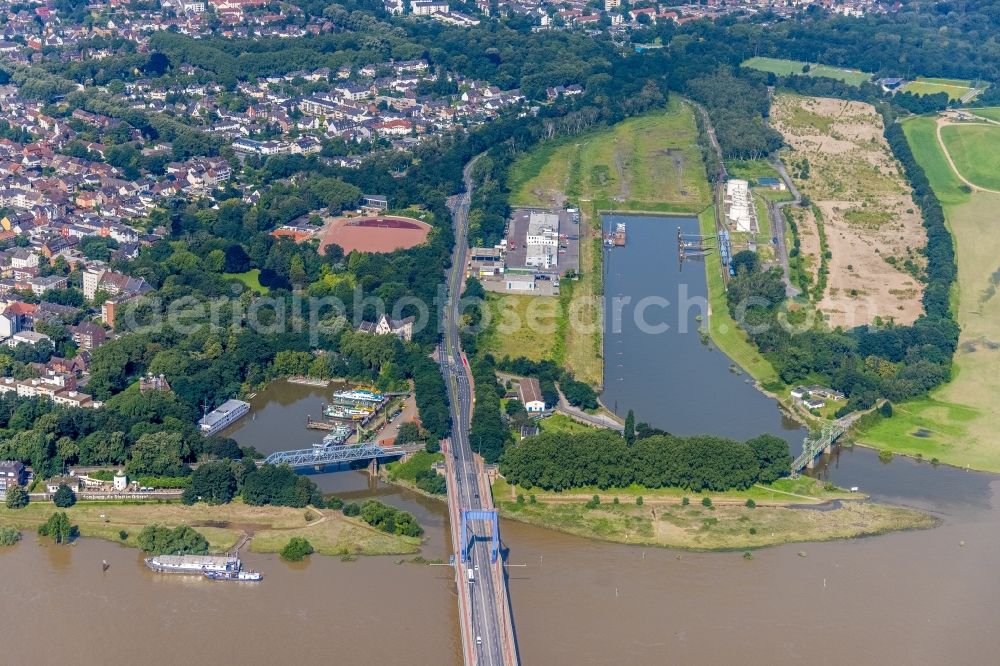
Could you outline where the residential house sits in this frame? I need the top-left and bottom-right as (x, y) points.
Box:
(358, 313), (416, 342)
(69, 321), (107, 351)
(82, 267), (152, 301)
(516, 377), (546, 413)
(0, 460), (25, 493)
(27, 274), (67, 296)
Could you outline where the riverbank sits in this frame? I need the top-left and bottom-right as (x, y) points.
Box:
(697, 206), (783, 389)
(493, 477), (936, 550)
(0, 499), (421, 557)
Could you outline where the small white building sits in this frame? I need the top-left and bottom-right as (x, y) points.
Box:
(7, 330), (51, 348)
(113, 470), (128, 492)
(725, 179), (755, 233)
(506, 278), (536, 292)
(516, 378), (546, 413)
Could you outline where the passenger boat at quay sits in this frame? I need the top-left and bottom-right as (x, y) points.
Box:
(330, 389), (384, 405)
(323, 403), (374, 420)
(313, 424), (354, 447)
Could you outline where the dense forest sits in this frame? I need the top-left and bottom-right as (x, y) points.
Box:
(500, 430), (791, 492)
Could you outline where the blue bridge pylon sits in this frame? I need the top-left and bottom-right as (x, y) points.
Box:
(460, 509), (499, 563)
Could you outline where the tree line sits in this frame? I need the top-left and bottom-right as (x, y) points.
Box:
(500, 429), (791, 492)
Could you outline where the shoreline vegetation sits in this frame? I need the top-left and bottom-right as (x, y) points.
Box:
(0, 499), (421, 558)
(493, 476), (936, 550)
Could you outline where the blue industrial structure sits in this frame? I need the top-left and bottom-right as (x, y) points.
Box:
(262, 441), (412, 468)
(719, 229), (733, 275)
(460, 509), (500, 563)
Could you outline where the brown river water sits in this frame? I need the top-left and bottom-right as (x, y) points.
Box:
(4, 371), (1000, 664)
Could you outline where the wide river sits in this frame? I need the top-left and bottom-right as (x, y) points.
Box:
(4, 214), (1000, 664)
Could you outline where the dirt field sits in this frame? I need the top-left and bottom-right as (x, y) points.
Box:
(772, 95), (926, 327)
(319, 215), (431, 254)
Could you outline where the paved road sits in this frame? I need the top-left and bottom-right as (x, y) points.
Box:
(442, 155), (518, 666)
(556, 387), (624, 431)
(767, 158), (802, 298)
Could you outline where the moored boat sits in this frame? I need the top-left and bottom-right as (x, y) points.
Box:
(145, 554), (240, 574)
(203, 569), (263, 582)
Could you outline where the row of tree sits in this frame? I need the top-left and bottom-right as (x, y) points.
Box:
(500, 430), (791, 492)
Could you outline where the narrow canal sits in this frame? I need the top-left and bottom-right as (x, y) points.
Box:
(600, 213), (804, 443)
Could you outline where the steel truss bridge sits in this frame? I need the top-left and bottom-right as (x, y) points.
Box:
(262, 441), (421, 468)
(791, 422), (847, 474)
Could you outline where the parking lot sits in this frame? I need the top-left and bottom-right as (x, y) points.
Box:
(504, 207), (580, 278)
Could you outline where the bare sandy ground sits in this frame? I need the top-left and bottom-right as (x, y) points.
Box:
(773, 95), (926, 327)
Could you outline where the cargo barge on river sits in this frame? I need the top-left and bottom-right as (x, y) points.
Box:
(144, 554), (262, 582)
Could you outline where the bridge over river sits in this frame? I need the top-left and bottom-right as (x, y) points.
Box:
(441, 157), (520, 666)
(262, 441), (424, 468)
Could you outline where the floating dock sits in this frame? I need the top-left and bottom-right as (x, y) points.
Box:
(604, 222), (627, 247)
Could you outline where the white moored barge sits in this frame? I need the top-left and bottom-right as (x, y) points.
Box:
(145, 554), (240, 574)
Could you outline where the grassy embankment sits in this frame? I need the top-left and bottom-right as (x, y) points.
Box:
(487, 98), (713, 387)
(741, 56), (873, 86)
(0, 499), (420, 557)
(493, 476), (934, 550)
(854, 115), (1000, 471)
(223, 268), (268, 295)
(697, 207), (782, 389)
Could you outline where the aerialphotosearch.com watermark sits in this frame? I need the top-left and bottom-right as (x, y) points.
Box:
(112, 280), (889, 344)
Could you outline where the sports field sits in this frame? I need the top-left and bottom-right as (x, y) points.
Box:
(939, 123), (1000, 191)
(901, 77), (977, 101)
(741, 57), (873, 86)
(855, 116), (1000, 472)
(319, 215), (431, 254)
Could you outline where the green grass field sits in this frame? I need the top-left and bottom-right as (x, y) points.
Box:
(853, 117), (1000, 472)
(742, 57), (873, 86)
(538, 413), (594, 435)
(901, 117), (970, 204)
(509, 98), (711, 212)
(940, 123), (1000, 191)
(968, 107), (1000, 123)
(902, 77), (976, 100)
(494, 475), (933, 551)
(224, 269), (269, 294)
(479, 292), (561, 363)
(384, 451), (443, 483)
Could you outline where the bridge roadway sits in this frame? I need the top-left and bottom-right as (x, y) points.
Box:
(442, 156), (519, 666)
(261, 441), (424, 468)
